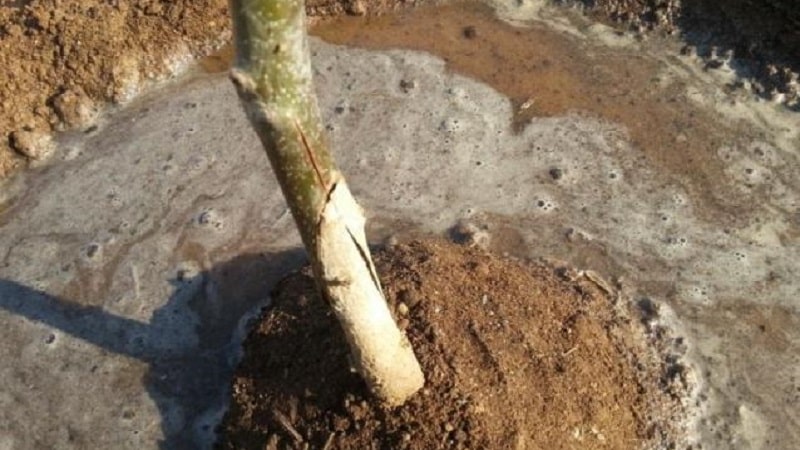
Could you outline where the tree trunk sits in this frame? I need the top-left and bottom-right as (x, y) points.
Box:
(228, 0), (424, 406)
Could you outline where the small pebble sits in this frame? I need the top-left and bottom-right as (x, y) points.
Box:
(346, 0), (366, 15)
(384, 234), (399, 248)
(52, 89), (97, 128)
(398, 318), (410, 330)
(397, 302), (409, 316)
(10, 129), (54, 161)
(399, 79), (416, 93)
(85, 243), (101, 259)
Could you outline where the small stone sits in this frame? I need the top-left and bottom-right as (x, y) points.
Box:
(6, 23), (22, 37)
(384, 234), (399, 248)
(397, 302), (409, 316)
(52, 89), (97, 129)
(196, 208), (224, 229)
(10, 130), (55, 161)
(399, 79), (416, 93)
(346, 0), (366, 16)
(85, 243), (101, 259)
(398, 318), (410, 330)
(548, 167), (563, 180)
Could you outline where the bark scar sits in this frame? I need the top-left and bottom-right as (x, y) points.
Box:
(324, 277), (350, 287)
(318, 181), (384, 295)
(294, 120), (328, 191)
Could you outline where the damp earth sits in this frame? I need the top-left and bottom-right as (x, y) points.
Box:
(1, 0), (799, 449)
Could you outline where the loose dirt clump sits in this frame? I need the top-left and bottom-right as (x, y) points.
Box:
(0, 0), (231, 177)
(216, 239), (689, 449)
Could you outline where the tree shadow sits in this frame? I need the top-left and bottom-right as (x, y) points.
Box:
(0, 248), (307, 449)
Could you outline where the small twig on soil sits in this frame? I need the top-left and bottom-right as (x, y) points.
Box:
(321, 432), (335, 450)
(272, 410), (304, 444)
(519, 97), (536, 111)
(580, 270), (615, 295)
(562, 346), (579, 357)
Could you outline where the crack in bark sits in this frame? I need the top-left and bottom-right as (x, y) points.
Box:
(294, 120), (328, 192)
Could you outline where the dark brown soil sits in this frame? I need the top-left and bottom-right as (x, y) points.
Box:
(216, 239), (687, 449)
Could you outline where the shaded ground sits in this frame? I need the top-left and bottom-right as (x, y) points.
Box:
(0, 249), (307, 449)
(217, 239), (687, 449)
(569, 0), (800, 103)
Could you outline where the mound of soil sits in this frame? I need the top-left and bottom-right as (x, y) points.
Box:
(216, 239), (687, 449)
(0, 0), (420, 179)
(0, 0), (229, 176)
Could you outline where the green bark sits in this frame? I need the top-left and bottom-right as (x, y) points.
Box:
(230, 0), (337, 252)
(228, 0), (425, 405)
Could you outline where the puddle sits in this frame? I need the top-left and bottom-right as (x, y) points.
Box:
(312, 2), (772, 223)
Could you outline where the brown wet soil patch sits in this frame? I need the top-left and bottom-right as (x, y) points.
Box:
(216, 239), (687, 449)
(312, 3), (758, 225)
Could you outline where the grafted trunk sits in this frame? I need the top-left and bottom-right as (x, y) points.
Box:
(228, 0), (424, 406)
